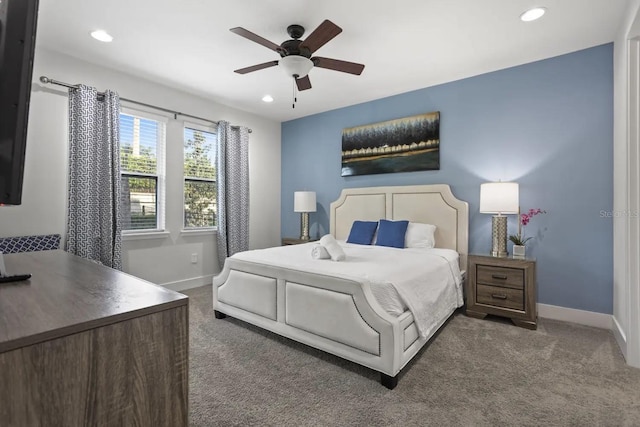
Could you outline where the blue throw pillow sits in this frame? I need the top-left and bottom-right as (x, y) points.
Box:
(346, 221), (378, 245)
(375, 219), (409, 248)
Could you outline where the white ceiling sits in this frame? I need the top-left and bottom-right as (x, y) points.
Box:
(36, 0), (628, 122)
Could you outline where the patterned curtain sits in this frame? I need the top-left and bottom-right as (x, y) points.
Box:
(66, 85), (123, 269)
(216, 121), (250, 268)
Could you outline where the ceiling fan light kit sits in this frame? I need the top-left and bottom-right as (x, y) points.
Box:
(230, 19), (365, 107)
(280, 55), (313, 78)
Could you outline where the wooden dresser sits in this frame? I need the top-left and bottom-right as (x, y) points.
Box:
(466, 254), (537, 329)
(0, 250), (188, 426)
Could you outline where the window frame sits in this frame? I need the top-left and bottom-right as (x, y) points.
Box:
(119, 107), (168, 234)
(182, 121), (217, 231)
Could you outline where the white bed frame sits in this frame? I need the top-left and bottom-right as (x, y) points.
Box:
(212, 184), (468, 388)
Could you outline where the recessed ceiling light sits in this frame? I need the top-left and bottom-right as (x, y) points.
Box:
(520, 7), (546, 22)
(90, 30), (113, 42)
(262, 95), (274, 103)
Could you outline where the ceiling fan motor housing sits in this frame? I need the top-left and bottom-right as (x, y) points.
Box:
(279, 25), (311, 58)
(279, 39), (311, 58)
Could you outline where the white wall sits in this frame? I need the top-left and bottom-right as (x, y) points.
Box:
(0, 48), (282, 289)
(613, 0), (640, 368)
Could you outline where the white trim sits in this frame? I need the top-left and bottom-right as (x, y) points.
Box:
(613, 315), (628, 358)
(162, 274), (213, 292)
(122, 230), (170, 241)
(180, 228), (216, 237)
(121, 105), (171, 123)
(156, 118), (167, 231)
(537, 303), (612, 330)
(184, 120), (216, 133)
(627, 37), (640, 368)
(613, 0), (640, 369)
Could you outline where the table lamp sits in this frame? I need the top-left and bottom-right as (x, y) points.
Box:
(294, 191), (316, 241)
(480, 182), (519, 257)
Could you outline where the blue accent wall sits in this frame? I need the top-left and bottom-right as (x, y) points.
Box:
(282, 44), (613, 314)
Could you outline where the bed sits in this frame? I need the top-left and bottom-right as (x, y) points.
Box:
(212, 184), (469, 389)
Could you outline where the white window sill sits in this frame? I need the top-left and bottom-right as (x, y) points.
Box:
(180, 228), (217, 237)
(122, 230), (170, 241)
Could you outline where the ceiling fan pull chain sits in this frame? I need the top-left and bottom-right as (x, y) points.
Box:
(292, 77), (297, 109)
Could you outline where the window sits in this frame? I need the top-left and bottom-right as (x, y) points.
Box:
(119, 111), (166, 231)
(183, 125), (217, 228)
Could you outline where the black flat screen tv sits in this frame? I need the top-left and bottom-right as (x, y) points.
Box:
(0, 0), (39, 205)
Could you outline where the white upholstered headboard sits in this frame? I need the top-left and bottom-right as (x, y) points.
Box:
(329, 185), (469, 270)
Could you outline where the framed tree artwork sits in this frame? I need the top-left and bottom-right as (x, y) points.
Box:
(341, 112), (440, 176)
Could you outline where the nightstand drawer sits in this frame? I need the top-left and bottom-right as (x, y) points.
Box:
(476, 265), (524, 290)
(476, 284), (524, 311)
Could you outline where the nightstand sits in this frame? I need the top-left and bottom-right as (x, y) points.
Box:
(466, 254), (537, 329)
(281, 237), (318, 245)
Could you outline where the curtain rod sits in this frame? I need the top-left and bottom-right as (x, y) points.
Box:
(39, 76), (252, 133)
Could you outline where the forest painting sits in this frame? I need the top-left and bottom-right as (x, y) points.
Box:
(341, 112), (440, 177)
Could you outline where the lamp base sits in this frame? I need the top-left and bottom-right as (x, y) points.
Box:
(490, 215), (508, 257)
(299, 212), (310, 241)
(490, 250), (508, 257)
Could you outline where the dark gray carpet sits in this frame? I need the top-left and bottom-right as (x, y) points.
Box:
(184, 285), (640, 426)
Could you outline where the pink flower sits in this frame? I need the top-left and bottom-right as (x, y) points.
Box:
(520, 209), (546, 227)
(509, 208), (547, 246)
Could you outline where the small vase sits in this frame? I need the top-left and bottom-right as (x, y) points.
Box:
(512, 245), (526, 258)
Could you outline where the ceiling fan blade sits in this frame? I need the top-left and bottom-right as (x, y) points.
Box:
(234, 60), (279, 74)
(230, 27), (281, 52)
(299, 20), (342, 54)
(312, 57), (365, 75)
(296, 75), (312, 91)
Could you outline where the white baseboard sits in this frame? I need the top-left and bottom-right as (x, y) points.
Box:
(537, 303), (613, 329)
(162, 275), (213, 292)
(612, 315), (628, 356)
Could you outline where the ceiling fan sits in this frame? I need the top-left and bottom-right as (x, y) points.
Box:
(230, 20), (365, 92)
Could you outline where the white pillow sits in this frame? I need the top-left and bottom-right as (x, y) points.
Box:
(405, 222), (436, 249)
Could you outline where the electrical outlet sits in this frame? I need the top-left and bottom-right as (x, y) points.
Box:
(191, 253), (198, 264)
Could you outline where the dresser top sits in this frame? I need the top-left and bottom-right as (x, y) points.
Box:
(470, 253), (536, 263)
(0, 250), (188, 353)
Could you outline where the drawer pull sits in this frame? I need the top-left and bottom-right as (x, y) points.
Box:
(491, 293), (508, 300)
(491, 274), (507, 280)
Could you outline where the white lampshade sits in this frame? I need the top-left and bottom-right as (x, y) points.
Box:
(479, 182), (519, 214)
(294, 191), (316, 213)
(280, 56), (314, 78)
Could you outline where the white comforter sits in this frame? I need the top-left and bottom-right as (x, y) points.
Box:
(231, 242), (463, 339)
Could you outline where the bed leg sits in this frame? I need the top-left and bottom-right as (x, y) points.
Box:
(380, 373), (398, 390)
(214, 310), (227, 319)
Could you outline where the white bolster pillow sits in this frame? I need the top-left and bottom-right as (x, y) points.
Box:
(320, 234), (346, 262)
(311, 244), (330, 260)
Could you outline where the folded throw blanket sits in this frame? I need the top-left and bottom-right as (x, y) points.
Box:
(311, 244), (330, 260)
(319, 234), (346, 261)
